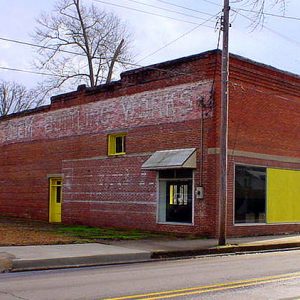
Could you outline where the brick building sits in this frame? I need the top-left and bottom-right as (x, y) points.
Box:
(0, 49), (299, 237)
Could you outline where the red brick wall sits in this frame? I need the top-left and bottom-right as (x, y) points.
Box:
(0, 73), (215, 234)
(62, 156), (157, 229)
(228, 79), (300, 158)
(59, 116), (217, 236)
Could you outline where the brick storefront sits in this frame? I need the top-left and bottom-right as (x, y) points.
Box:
(0, 49), (299, 237)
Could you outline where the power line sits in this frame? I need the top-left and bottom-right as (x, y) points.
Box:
(0, 36), (158, 73)
(233, 7), (300, 21)
(0, 38), (213, 79)
(155, 0), (216, 17)
(200, 0), (220, 7)
(124, 0), (216, 21)
(0, 34), (221, 80)
(92, 0), (216, 28)
(3, 52), (297, 107)
(136, 12), (221, 63)
(0, 66), (68, 77)
(1, 7), (296, 82)
(0, 59), (196, 80)
(0, 37), (85, 57)
(0, 35), (137, 66)
(1, 34), (214, 80)
(3, 61), (299, 104)
(0, 60), (204, 80)
(195, 0), (300, 21)
(234, 9), (300, 47)
(0, 35), (205, 79)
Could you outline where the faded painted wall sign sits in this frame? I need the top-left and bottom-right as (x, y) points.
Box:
(0, 81), (212, 144)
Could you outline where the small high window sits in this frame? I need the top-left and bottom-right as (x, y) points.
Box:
(108, 133), (126, 156)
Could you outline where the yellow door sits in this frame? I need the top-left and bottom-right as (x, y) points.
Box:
(49, 178), (62, 223)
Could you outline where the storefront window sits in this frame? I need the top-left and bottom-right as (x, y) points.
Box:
(235, 165), (266, 223)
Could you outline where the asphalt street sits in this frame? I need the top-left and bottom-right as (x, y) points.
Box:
(1, 250), (300, 299)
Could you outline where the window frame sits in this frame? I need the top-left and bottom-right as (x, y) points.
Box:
(233, 163), (267, 225)
(156, 169), (194, 226)
(108, 133), (127, 156)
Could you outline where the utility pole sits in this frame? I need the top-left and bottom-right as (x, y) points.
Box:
(218, 0), (230, 246)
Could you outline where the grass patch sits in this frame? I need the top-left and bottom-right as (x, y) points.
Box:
(56, 225), (164, 240)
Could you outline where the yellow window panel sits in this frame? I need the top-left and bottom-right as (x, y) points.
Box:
(169, 185), (174, 204)
(108, 135), (116, 155)
(267, 168), (300, 223)
(108, 133), (126, 156)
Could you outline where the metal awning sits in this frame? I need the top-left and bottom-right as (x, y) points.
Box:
(141, 148), (196, 170)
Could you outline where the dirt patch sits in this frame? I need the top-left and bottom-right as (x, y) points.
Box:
(0, 217), (78, 246)
(0, 216), (194, 246)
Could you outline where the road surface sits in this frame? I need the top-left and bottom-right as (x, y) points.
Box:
(1, 250), (300, 299)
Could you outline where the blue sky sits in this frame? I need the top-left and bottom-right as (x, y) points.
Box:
(0, 0), (299, 92)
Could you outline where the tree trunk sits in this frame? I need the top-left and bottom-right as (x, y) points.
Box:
(106, 39), (124, 84)
(74, 0), (95, 87)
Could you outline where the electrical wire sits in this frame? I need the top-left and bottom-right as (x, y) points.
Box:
(0, 14), (222, 82)
(155, 0), (216, 17)
(0, 66), (68, 77)
(195, 0), (300, 21)
(200, 0), (221, 7)
(1, 3), (296, 81)
(0, 35), (208, 78)
(2, 33), (299, 101)
(0, 37), (86, 57)
(0, 1), (220, 81)
(232, 7), (300, 21)
(0, 36), (141, 68)
(0, 61), (196, 79)
(5, 62), (294, 106)
(233, 9), (300, 47)
(92, 0), (216, 28)
(0, 35), (216, 81)
(136, 12), (221, 63)
(0, 14), (220, 75)
(123, 0), (216, 21)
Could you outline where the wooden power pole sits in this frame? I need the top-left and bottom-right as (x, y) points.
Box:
(218, 0), (230, 246)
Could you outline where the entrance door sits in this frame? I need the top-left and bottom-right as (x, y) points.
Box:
(166, 181), (192, 223)
(49, 178), (62, 223)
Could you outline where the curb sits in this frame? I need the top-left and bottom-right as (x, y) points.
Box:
(6, 243), (300, 272)
(151, 242), (300, 259)
(11, 252), (151, 272)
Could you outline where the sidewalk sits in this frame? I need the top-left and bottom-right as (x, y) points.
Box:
(1, 234), (300, 272)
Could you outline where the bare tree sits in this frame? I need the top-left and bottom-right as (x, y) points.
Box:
(32, 0), (132, 96)
(0, 81), (43, 117)
(233, 0), (286, 27)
